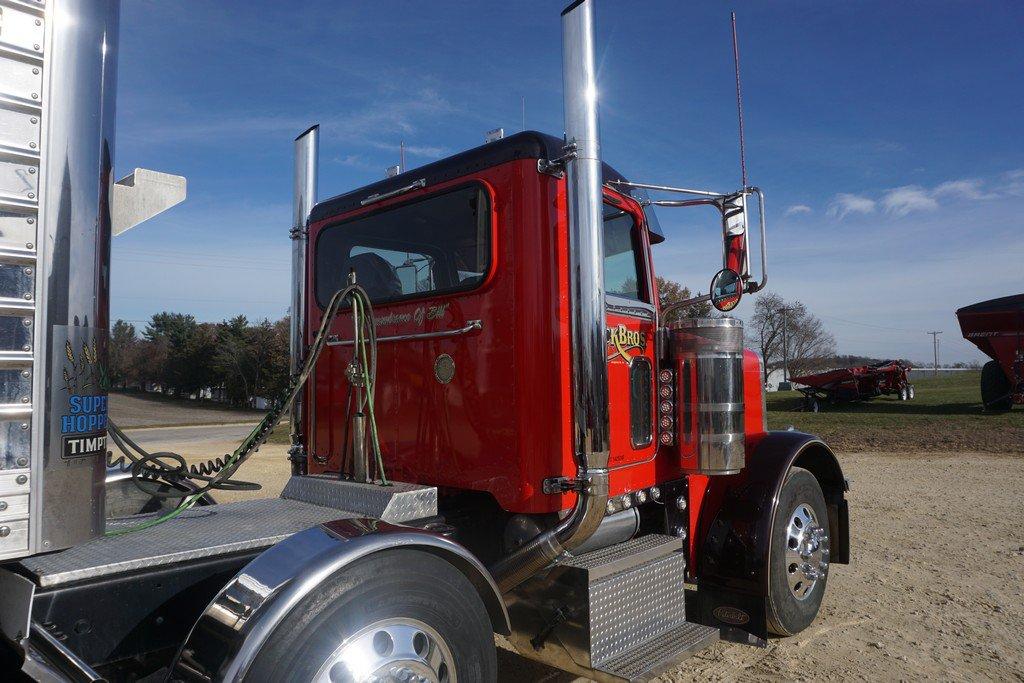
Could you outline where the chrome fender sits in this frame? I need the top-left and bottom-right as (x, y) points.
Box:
(169, 518), (510, 682)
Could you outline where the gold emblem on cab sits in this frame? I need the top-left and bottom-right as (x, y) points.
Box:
(607, 324), (646, 363)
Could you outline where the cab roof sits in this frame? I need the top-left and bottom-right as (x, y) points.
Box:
(309, 130), (664, 242)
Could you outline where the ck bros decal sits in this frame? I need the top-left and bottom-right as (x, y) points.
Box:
(607, 324), (647, 363)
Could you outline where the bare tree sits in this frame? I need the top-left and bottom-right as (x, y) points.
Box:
(748, 292), (835, 383)
(656, 277), (712, 325)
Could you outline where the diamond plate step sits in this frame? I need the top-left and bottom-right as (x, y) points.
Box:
(563, 533), (684, 579)
(595, 621), (720, 682)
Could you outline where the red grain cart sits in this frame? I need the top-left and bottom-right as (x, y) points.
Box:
(790, 361), (914, 412)
(956, 294), (1024, 411)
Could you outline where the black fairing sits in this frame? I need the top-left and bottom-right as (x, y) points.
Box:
(694, 430), (850, 645)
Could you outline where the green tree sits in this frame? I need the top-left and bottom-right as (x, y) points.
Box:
(109, 320), (137, 389)
(141, 312), (216, 395)
(214, 316), (290, 407)
(656, 276), (712, 325)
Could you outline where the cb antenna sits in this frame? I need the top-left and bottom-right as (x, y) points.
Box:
(731, 11), (747, 190)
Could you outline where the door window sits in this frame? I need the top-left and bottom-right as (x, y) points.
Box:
(603, 203), (646, 302)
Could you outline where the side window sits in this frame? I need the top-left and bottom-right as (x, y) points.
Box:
(603, 203), (646, 302)
(315, 185), (491, 306)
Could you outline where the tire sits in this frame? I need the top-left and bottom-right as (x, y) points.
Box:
(908, 385), (915, 400)
(247, 548), (497, 682)
(981, 360), (1013, 412)
(898, 387), (908, 401)
(767, 467), (830, 637)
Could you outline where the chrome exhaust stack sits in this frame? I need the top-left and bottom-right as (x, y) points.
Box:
(492, 0), (609, 592)
(289, 125), (319, 475)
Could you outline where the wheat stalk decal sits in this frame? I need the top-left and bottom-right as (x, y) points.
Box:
(79, 341), (96, 389)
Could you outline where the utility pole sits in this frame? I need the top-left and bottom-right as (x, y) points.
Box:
(780, 306), (794, 383)
(927, 331), (942, 377)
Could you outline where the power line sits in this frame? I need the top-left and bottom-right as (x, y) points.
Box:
(815, 312), (921, 333)
(116, 248), (286, 267)
(115, 294), (288, 305)
(115, 258), (288, 273)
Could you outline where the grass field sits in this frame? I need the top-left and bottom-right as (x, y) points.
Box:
(767, 371), (1023, 453)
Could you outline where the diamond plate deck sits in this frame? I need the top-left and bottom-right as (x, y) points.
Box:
(596, 621), (719, 681)
(563, 534), (684, 580)
(18, 498), (352, 588)
(280, 475), (436, 522)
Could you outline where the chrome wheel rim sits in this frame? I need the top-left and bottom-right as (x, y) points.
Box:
(784, 503), (829, 600)
(313, 617), (456, 683)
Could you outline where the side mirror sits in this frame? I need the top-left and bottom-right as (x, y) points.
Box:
(710, 268), (742, 312)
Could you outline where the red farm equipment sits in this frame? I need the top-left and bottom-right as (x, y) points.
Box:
(790, 361), (914, 412)
(0, 3), (851, 681)
(956, 294), (1024, 411)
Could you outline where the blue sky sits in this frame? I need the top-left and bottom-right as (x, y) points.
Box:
(112, 1), (1024, 364)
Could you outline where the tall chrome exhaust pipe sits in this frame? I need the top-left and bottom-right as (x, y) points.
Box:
(562, 0), (610, 470)
(289, 125), (319, 475)
(492, 0), (609, 592)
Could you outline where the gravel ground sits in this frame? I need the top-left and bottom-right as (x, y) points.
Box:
(126, 431), (1024, 682)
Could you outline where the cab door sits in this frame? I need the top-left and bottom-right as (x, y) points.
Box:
(602, 196), (658, 468)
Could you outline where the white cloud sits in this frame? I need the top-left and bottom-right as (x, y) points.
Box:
(367, 141), (450, 159)
(827, 193), (875, 219)
(784, 204), (812, 216)
(119, 87), (457, 154)
(998, 169), (1024, 197)
(881, 185), (938, 216)
(933, 178), (998, 201)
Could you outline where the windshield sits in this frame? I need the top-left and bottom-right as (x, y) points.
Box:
(603, 202), (646, 302)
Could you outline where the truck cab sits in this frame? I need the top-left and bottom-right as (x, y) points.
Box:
(304, 132), (674, 514)
(297, 130), (850, 670)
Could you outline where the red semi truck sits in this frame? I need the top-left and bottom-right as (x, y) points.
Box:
(957, 294), (1024, 411)
(0, 1), (849, 681)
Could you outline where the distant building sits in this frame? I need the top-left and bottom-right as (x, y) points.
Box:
(907, 367), (976, 380)
(764, 368), (787, 392)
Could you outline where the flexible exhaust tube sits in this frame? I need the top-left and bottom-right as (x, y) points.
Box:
(491, 0), (610, 593)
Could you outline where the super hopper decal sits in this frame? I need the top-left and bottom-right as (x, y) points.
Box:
(58, 335), (108, 460)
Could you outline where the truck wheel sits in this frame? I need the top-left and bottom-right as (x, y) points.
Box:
(898, 387), (908, 401)
(767, 467), (830, 636)
(981, 360), (1013, 412)
(247, 548), (497, 682)
(908, 385), (915, 400)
